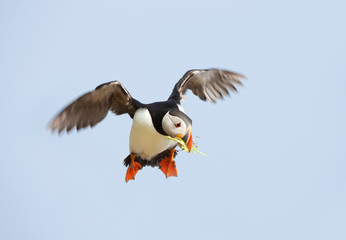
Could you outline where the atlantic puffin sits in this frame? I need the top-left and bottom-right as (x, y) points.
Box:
(49, 68), (244, 182)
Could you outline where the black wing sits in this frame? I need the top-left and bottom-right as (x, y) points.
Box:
(169, 68), (245, 103)
(49, 81), (140, 133)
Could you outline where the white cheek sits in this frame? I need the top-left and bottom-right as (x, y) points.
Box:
(162, 113), (186, 137)
(162, 113), (175, 135)
(179, 122), (187, 135)
(172, 122), (186, 137)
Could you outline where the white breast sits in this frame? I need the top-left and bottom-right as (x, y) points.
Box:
(129, 108), (176, 160)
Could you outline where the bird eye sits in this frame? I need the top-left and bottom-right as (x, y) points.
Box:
(175, 122), (181, 128)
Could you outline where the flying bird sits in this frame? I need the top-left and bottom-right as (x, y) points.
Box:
(49, 68), (245, 182)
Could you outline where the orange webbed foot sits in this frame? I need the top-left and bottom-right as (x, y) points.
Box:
(159, 149), (178, 178)
(125, 155), (142, 182)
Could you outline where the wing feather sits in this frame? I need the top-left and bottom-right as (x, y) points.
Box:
(49, 81), (139, 133)
(169, 68), (245, 103)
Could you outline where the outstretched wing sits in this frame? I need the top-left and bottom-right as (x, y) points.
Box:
(169, 68), (245, 103)
(49, 81), (140, 133)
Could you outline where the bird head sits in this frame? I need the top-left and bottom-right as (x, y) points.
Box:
(162, 109), (193, 152)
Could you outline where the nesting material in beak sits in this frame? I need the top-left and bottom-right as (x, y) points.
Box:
(167, 132), (207, 156)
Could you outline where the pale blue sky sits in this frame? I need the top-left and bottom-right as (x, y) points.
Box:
(1, 1), (345, 240)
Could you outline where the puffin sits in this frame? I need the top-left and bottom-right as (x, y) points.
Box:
(49, 68), (244, 182)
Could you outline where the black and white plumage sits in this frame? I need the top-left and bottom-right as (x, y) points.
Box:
(49, 68), (245, 181)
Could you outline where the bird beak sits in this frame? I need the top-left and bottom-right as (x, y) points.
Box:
(182, 129), (193, 152)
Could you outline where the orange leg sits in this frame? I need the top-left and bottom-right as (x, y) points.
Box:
(159, 149), (178, 178)
(125, 154), (142, 182)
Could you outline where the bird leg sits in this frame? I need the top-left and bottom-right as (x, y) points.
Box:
(125, 154), (142, 182)
(159, 149), (178, 178)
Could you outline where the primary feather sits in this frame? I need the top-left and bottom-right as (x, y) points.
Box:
(49, 81), (139, 133)
(169, 68), (245, 103)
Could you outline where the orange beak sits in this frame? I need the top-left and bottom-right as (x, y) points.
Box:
(182, 129), (193, 152)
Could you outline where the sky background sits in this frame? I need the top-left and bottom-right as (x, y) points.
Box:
(1, 0), (345, 239)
